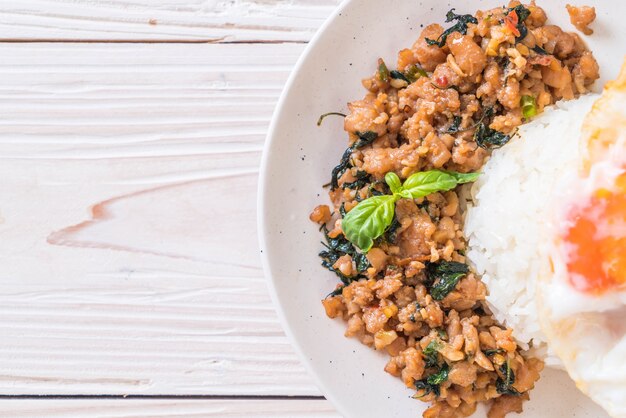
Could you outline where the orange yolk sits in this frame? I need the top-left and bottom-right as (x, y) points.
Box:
(564, 171), (626, 295)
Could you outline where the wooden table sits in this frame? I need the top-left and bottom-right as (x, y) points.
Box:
(0, 1), (342, 416)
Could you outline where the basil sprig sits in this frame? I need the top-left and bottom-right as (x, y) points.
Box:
(342, 170), (479, 251)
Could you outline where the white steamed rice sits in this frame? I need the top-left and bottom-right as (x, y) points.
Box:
(464, 94), (599, 361)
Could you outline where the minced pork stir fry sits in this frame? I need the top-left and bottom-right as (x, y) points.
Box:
(310, 2), (599, 417)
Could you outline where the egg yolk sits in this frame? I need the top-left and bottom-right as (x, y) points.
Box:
(564, 171), (626, 295)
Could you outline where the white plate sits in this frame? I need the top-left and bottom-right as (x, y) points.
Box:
(258, 1), (623, 417)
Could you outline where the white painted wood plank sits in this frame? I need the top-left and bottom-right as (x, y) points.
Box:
(0, 43), (322, 396)
(0, 399), (340, 418)
(0, 0), (341, 42)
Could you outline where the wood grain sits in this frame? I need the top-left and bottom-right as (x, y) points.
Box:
(0, 399), (340, 417)
(0, 42), (321, 396)
(0, 0), (341, 42)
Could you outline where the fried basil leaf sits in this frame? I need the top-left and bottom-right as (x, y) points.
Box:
(474, 122), (513, 149)
(330, 147), (353, 190)
(423, 339), (443, 368)
(427, 363), (450, 385)
(405, 64), (428, 82)
(325, 286), (345, 298)
(343, 170), (371, 190)
(425, 9), (478, 47)
(353, 131), (378, 149)
(426, 261), (470, 300)
(319, 227), (369, 284)
(444, 115), (463, 134)
(329, 132), (377, 190)
(415, 363), (449, 398)
(507, 4), (531, 43)
(390, 70), (410, 82)
(496, 361), (521, 396)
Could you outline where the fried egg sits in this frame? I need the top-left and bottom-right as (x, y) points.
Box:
(538, 60), (626, 418)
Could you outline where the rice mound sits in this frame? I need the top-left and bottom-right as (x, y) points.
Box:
(464, 94), (599, 362)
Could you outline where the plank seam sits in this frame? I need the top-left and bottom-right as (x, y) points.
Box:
(0, 395), (326, 400)
(0, 39), (308, 44)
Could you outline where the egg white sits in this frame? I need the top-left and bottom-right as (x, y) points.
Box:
(537, 60), (626, 418)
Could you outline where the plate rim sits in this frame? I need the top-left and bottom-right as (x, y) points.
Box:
(257, 0), (352, 414)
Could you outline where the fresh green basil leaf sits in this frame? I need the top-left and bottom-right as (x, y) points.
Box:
(342, 195), (397, 251)
(398, 170), (480, 199)
(444, 171), (480, 184)
(385, 172), (402, 194)
(397, 170), (457, 199)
